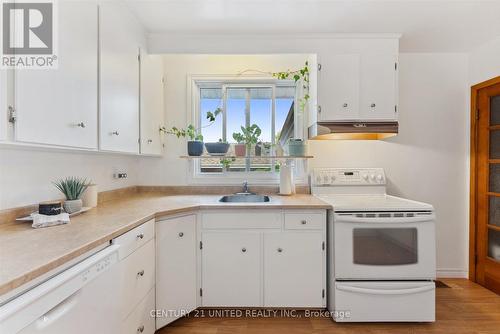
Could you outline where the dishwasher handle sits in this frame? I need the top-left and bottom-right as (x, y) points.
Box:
(35, 290), (81, 330)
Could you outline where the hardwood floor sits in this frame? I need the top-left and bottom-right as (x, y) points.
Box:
(156, 279), (500, 334)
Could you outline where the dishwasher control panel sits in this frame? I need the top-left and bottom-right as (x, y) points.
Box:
(81, 251), (118, 283)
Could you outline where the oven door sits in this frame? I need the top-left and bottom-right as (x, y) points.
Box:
(333, 212), (436, 280)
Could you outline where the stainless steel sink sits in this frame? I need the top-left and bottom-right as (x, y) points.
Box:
(219, 194), (270, 203)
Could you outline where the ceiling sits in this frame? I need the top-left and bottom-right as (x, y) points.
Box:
(126, 0), (500, 52)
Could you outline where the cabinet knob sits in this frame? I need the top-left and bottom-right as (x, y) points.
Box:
(301, 220), (307, 225)
(137, 325), (145, 333)
(111, 131), (120, 136)
(77, 122), (86, 128)
(137, 270), (145, 277)
(277, 248), (283, 253)
(241, 247), (247, 253)
(343, 103), (348, 108)
(178, 232), (184, 237)
(137, 233), (144, 240)
(370, 103), (376, 108)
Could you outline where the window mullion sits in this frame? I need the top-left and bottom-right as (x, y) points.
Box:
(245, 88), (251, 172)
(222, 86), (227, 142)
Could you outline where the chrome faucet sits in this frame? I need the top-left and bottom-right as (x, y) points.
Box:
(242, 180), (249, 193)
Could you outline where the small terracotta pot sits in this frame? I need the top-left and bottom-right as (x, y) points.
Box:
(234, 144), (246, 157)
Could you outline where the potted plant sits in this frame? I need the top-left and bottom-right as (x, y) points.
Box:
(232, 132), (246, 157)
(205, 139), (230, 156)
(287, 138), (307, 156)
(261, 142), (272, 156)
(240, 124), (262, 156)
(161, 108), (222, 156)
(53, 177), (90, 214)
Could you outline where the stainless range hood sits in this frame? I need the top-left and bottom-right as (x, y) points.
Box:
(308, 121), (398, 140)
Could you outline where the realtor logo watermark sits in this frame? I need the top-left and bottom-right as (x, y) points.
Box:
(1, 0), (58, 68)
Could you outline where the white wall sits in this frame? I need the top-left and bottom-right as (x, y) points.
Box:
(0, 146), (139, 210)
(309, 53), (469, 277)
(469, 37), (500, 85)
(138, 54), (309, 186)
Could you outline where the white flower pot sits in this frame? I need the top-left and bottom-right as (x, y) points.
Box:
(63, 199), (83, 214)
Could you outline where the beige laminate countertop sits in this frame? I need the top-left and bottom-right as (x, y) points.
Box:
(0, 193), (330, 297)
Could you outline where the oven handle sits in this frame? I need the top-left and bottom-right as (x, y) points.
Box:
(336, 284), (435, 295)
(334, 214), (435, 224)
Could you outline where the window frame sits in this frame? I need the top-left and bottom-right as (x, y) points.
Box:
(187, 74), (306, 184)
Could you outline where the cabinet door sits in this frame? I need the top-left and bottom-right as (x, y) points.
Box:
(140, 52), (164, 155)
(14, 2), (98, 149)
(201, 232), (261, 307)
(264, 232), (324, 307)
(318, 54), (359, 121)
(156, 215), (197, 329)
(359, 54), (398, 121)
(99, 2), (143, 153)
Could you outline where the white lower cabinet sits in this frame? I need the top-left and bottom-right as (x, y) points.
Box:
(199, 210), (326, 308)
(122, 287), (156, 334)
(156, 215), (197, 328)
(201, 232), (262, 307)
(264, 232), (324, 307)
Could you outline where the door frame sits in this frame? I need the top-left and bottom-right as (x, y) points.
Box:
(469, 76), (500, 281)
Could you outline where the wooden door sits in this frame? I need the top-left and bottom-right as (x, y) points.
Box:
(201, 232), (261, 307)
(263, 232), (324, 307)
(472, 77), (500, 293)
(156, 215), (197, 328)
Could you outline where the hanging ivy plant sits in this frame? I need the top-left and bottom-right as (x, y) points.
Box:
(271, 61), (310, 113)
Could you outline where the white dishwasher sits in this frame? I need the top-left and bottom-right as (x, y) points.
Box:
(0, 245), (121, 334)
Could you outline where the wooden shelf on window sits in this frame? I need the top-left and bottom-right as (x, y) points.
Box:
(179, 155), (314, 159)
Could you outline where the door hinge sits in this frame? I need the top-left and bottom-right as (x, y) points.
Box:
(317, 105), (322, 113)
(8, 106), (16, 123)
(395, 62), (398, 70)
(322, 241), (325, 251)
(476, 108), (480, 120)
(322, 289), (325, 298)
(395, 105), (398, 113)
(199, 241), (203, 249)
(138, 53), (141, 62)
(200, 288), (203, 297)
(318, 63), (322, 71)
(474, 254), (478, 264)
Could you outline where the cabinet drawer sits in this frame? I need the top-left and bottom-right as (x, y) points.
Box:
(202, 211), (281, 229)
(114, 219), (154, 260)
(122, 287), (156, 334)
(284, 212), (325, 230)
(118, 239), (155, 319)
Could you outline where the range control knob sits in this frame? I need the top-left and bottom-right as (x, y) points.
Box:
(376, 175), (384, 182)
(323, 175), (330, 183)
(361, 174), (369, 181)
(316, 175), (322, 184)
(330, 175), (336, 183)
(370, 174), (376, 181)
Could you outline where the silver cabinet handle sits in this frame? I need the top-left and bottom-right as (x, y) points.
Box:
(370, 103), (376, 108)
(137, 270), (145, 277)
(343, 103), (348, 108)
(178, 232), (184, 237)
(277, 248), (283, 253)
(301, 220), (307, 225)
(137, 233), (144, 240)
(77, 122), (86, 128)
(241, 248), (247, 253)
(111, 131), (119, 136)
(137, 325), (145, 333)
(147, 139), (153, 144)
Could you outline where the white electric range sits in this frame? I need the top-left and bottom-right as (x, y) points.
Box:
(311, 168), (436, 323)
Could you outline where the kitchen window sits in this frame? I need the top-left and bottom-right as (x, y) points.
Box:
(191, 78), (303, 181)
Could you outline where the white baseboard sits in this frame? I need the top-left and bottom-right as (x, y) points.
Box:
(437, 268), (468, 278)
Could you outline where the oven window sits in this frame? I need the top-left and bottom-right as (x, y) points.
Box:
(353, 228), (418, 265)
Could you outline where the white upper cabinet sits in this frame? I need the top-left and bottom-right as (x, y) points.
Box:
(99, 2), (145, 154)
(140, 52), (164, 155)
(318, 54), (360, 122)
(317, 51), (398, 122)
(359, 54), (398, 121)
(14, 2), (98, 149)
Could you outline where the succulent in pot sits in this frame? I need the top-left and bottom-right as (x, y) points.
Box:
(53, 177), (90, 214)
(205, 139), (230, 156)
